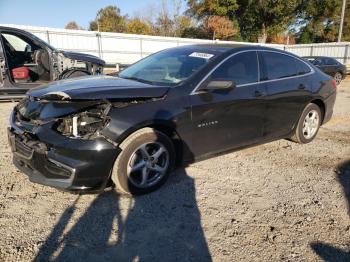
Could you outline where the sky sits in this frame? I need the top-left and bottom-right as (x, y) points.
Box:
(0, 0), (186, 29)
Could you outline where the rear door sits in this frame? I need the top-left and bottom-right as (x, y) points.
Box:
(258, 51), (313, 138)
(190, 51), (266, 157)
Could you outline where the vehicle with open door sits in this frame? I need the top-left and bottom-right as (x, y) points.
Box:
(0, 26), (105, 100)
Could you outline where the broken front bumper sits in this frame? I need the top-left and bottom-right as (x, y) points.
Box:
(8, 110), (120, 193)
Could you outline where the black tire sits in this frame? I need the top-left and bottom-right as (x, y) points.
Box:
(290, 103), (322, 144)
(60, 69), (90, 79)
(111, 128), (175, 195)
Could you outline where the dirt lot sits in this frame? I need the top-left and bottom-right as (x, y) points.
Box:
(0, 80), (350, 262)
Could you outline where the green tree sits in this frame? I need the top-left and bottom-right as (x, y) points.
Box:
(296, 0), (341, 43)
(173, 15), (195, 37)
(186, 0), (300, 42)
(181, 26), (209, 39)
(236, 0), (299, 43)
(89, 5), (127, 32)
(186, 0), (240, 39)
(186, 0), (238, 18)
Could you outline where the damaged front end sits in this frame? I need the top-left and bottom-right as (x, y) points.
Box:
(8, 75), (170, 192)
(55, 103), (111, 139)
(8, 97), (119, 192)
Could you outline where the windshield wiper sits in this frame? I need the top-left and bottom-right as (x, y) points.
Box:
(119, 76), (154, 85)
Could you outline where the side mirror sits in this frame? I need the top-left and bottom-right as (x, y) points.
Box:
(201, 80), (235, 91)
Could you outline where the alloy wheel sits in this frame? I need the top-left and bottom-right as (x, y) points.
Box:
(302, 109), (320, 139)
(127, 142), (169, 189)
(334, 72), (342, 85)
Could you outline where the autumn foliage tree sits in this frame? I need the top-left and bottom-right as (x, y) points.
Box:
(127, 19), (154, 35)
(205, 16), (239, 40)
(186, 0), (299, 42)
(65, 21), (81, 30)
(85, 1), (350, 43)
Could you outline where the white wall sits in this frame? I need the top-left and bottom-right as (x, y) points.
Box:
(1, 24), (350, 66)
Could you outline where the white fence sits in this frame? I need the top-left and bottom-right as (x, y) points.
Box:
(1, 24), (350, 66)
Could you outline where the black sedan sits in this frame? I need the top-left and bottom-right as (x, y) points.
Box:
(303, 56), (346, 85)
(8, 45), (337, 195)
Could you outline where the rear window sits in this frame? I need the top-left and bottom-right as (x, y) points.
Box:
(260, 52), (310, 80)
(324, 58), (338, 65)
(296, 59), (311, 75)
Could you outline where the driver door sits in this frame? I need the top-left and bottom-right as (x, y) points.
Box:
(0, 30), (49, 89)
(189, 51), (266, 157)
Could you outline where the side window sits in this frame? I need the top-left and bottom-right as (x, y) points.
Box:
(210, 51), (258, 85)
(325, 58), (337, 65)
(2, 33), (29, 52)
(295, 59), (311, 75)
(259, 52), (299, 80)
(312, 58), (323, 66)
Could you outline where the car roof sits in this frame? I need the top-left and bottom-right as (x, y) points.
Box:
(173, 44), (288, 55)
(0, 26), (30, 34)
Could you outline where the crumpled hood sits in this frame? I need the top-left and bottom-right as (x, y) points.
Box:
(27, 75), (170, 101)
(61, 51), (105, 66)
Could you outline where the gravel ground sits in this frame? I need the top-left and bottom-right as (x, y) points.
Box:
(1, 80), (350, 262)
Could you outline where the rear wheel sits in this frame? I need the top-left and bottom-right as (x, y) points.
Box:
(111, 128), (175, 195)
(291, 103), (322, 144)
(334, 72), (343, 85)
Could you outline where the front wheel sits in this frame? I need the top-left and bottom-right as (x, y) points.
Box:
(111, 128), (175, 195)
(290, 103), (322, 144)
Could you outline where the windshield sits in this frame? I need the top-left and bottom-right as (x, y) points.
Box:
(30, 33), (57, 51)
(119, 48), (217, 86)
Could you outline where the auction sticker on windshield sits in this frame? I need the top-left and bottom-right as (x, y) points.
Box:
(189, 52), (214, 59)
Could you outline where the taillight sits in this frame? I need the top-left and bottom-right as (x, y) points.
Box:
(331, 79), (337, 89)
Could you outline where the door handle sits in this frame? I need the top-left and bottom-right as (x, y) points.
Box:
(298, 84), (306, 89)
(254, 90), (265, 97)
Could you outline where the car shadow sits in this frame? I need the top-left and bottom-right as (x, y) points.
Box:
(34, 168), (211, 262)
(310, 160), (350, 261)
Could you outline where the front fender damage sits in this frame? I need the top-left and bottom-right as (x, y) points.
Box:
(15, 95), (165, 143)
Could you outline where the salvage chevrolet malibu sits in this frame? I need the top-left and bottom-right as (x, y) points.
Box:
(8, 45), (337, 195)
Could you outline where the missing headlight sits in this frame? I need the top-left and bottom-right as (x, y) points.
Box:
(55, 104), (110, 139)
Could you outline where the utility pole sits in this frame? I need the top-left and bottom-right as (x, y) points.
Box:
(338, 0), (347, 42)
(96, 10), (102, 32)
